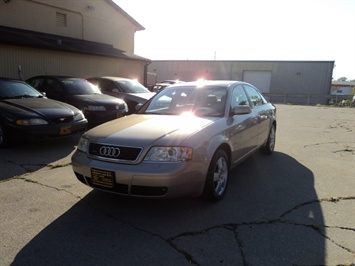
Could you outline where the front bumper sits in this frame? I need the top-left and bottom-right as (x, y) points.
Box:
(71, 150), (207, 198)
(84, 110), (126, 128)
(6, 119), (87, 141)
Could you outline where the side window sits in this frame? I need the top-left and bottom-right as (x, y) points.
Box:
(28, 78), (44, 90)
(99, 79), (117, 93)
(243, 85), (265, 107)
(45, 79), (62, 94)
(231, 85), (249, 109)
(87, 78), (99, 86)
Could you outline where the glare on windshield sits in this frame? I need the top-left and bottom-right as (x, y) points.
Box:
(61, 79), (102, 95)
(143, 86), (227, 117)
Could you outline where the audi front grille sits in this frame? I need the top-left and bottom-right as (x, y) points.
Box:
(88, 143), (142, 162)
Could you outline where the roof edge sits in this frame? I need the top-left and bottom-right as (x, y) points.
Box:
(0, 26), (150, 62)
(149, 60), (335, 64)
(105, 0), (145, 31)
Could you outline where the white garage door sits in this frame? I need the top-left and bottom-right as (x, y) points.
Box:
(243, 71), (272, 93)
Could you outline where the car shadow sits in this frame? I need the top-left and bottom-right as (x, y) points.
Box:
(11, 152), (325, 265)
(0, 135), (81, 180)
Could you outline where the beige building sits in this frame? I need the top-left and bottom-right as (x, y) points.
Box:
(0, 0), (150, 83)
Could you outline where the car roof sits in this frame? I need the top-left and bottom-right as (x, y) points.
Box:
(160, 80), (179, 83)
(89, 76), (132, 81)
(27, 76), (86, 80)
(169, 80), (244, 88)
(157, 80), (185, 84)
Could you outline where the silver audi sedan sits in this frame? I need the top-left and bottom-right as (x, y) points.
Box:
(71, 80), (276, 201)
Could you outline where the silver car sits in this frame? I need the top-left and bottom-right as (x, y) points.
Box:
(71, 80), (276, 201)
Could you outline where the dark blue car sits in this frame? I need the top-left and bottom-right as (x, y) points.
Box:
(0, 78), (87, 147)
(27, 76), (128, 128)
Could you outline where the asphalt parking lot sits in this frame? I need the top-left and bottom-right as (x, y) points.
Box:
(0, 104), (354, 266)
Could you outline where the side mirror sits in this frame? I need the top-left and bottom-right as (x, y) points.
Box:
(135, 103), (143, 111)
(231, 105), (252, 116)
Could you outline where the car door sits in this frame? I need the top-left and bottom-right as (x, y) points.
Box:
(243, 84), (270, 146)
(228, 85), (259, 164)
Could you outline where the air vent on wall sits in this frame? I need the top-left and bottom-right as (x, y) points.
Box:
(56, 12), (67, 27)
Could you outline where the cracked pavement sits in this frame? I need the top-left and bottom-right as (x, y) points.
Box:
(0, 104), (354, 265)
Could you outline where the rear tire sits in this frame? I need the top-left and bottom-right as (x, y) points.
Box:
(202, 149), (229, 202)
(260, 124), (276, 155)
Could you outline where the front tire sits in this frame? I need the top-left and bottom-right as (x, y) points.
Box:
(260, 124), (276, 154)
(0, 123), (9, 148)
(202, 149), (229, 202)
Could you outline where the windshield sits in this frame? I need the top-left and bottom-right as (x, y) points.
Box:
(140, 86), (227, 117)
(115, 80), (150, 93)
(60, 78), (102, 95)
(0, 80), (43, 99)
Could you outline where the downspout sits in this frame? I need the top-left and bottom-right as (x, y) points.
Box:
(144, 61), (151, 87)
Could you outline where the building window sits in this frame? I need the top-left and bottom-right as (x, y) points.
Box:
(56, 12), (67, 27)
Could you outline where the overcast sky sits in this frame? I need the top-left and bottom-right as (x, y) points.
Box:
(115, 0), (355, 80)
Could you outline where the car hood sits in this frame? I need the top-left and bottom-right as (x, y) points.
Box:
(86, 114), (214, 147)
(1, 98), (76, 118)
(72, 94), (123, 104)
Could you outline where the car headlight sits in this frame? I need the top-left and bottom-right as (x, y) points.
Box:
(77, 136), (89, 153)
(84, 105), (106, 111)
(16, 118), (48, 126)
(74, 111), (85, 121)
(144, 147), (193, 162)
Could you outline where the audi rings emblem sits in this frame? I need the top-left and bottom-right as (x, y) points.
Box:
(99, 146), (120, 158)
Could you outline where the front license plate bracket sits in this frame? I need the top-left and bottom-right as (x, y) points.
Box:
(91, 168), (114, 188)
(60, 126), (72, 135)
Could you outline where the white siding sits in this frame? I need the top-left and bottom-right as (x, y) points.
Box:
(243, 71), (272, 93)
